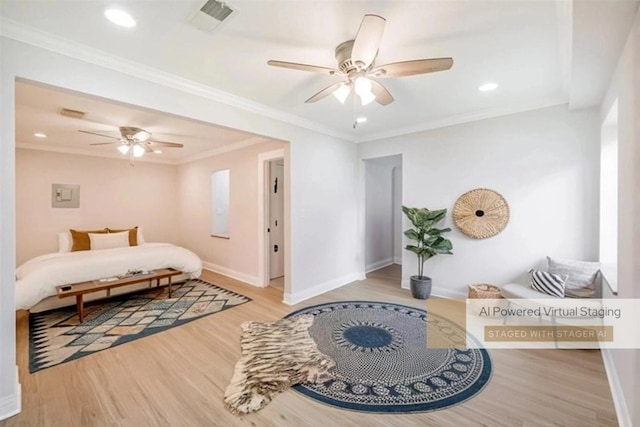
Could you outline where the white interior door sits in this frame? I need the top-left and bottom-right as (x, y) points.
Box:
(269, 161), (285, 279)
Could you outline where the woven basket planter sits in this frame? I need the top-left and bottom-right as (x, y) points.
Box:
(453, 188), (509, 239)
(468, 283), (503, 299)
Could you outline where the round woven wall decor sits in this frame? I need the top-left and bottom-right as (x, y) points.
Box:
(453, 188), (509, 239)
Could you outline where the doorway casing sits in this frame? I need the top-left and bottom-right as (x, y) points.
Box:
(257, 148), (289, 295)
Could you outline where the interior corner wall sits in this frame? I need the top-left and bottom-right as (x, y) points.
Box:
(600, 8), (639, 426)
(176, 140), (286, 285)
(15, 149), (180, 265)
(392, 166), (403, 264)
(285, 129), (361, 303)
(358, 104), (600, 299)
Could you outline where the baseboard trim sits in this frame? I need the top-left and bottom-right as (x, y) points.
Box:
(0, 366), (21, 421)
(400, 279), (467, 299)
(601, 349), (631, 427)
(284, 272), (365, 305)
(365, 258), (393, 273)
(202, 262), (261, 287)
(431, 287), (468, 300)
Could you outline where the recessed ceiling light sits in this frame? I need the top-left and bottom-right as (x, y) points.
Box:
(153, 150), (163, 154)
(478, 82), (498, 92)
(34, 132), (47, 138)
(356, 117), (368, 124)
(104, 9), (136, 28)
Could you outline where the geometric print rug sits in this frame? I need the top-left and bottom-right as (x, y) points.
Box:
(29, 279), (251, 373)
(285, 301), (492, 413)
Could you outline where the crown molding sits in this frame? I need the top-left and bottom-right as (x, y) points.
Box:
(176, 136), (271, 165)
(15, 142), (178, 165)
(355, 96), (569, 143)
(16, 135), (275, 166)
(0, 18), (355, 143)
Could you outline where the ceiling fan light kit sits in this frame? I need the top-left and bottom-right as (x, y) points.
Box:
(331, 83), (351, 104)
(267, 14), (453, 110)
(79, 126), (184, 166)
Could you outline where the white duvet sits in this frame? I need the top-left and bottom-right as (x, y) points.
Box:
(15, 243), (202, 310)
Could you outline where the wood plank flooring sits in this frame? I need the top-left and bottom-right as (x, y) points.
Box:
(2, 268), (618, 426)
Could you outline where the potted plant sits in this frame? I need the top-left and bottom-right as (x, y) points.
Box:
(402, 206), (453, 299)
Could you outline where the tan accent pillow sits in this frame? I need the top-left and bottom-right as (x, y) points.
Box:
(70, 228), (108, 251)
(107, 227), (138, 246)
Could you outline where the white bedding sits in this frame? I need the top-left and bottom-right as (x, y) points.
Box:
(15, 243), (202, 310)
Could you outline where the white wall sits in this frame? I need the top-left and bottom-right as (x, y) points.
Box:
(392, 165), (403, 263)
(15, 149), (180, 265)
(286, 129), (362, 303)
(600, 8), (640, 426)
(176, 140), (285, 285)
(364, 155), (402, 271)
(0, 42), (19, 421)
(359, 105), (600, 298)
(0, 36), (361, 420)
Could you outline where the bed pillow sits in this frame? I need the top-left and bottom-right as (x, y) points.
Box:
(137, 226), (145, 244)
(529, 269), (567, 297)
(107, 226), (139, 246)
(57, 232), (72, 253)
(89, 231), (130, 250)
(547, 256), (601, 298)
(70, 228), (108, 251)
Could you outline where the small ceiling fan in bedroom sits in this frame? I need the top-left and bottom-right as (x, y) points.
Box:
(79, 126), (184, 166)
(267, 14), (453, 107)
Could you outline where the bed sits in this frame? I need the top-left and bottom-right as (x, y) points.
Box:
(16, 238), (203, 311)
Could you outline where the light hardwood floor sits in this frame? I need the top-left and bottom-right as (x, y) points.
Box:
(2, 269), (618, 427)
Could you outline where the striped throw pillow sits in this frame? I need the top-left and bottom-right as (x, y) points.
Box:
(529, 269), (567, 298)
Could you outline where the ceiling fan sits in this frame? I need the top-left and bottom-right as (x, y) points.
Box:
(79, 126), (184, 166)
(267, 14), (453, 107)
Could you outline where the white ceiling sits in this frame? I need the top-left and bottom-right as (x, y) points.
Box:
(14, 80), (264, 163)
(2, 0), (638, 155)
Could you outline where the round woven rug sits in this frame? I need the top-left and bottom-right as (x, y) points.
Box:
(285, 301), (492, 413)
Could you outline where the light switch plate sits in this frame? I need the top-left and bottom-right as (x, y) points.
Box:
(52, 184), (80, 208)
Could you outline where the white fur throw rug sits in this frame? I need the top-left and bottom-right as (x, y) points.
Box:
(224, 314), (335, 415)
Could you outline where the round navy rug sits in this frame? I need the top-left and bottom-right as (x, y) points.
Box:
(285, 301), (492, 413)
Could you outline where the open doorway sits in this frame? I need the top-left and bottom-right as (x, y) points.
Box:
(258, 149), (287, 292)
(364, 154), (403, 285)
(268, 159), (285, 289)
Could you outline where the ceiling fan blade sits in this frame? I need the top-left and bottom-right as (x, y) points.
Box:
(370, 80), (394, 106)
(267, 60), (338, 75)
(89, 142), (117, 146)
(78, 130), (121, 140)
(142, 144), (154, 153)
(371, 58), (454, 78)
(305, 82), (344, 103)
(149, 140), (184, 148)
(351, 14), (386, 69)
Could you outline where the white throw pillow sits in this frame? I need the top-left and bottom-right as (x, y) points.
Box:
(89, 231), (130, 250)
(137, 226), (145, 244)
(57, 232), (72, 252)
(547, 256), (600, 298)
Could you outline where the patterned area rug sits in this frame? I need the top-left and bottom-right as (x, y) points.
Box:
(285, 301), (492, 413)
(29, 279), (251, 373)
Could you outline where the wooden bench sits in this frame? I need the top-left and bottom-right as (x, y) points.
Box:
(56, 268), (183, 322)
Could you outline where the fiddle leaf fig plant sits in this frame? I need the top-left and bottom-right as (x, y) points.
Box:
(402, 206), (453, 279)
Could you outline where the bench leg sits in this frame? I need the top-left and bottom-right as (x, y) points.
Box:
(76, 295), (84, 323)
(168, 276), (172, 298)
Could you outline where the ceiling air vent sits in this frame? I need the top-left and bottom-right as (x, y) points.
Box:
(59, 108), (86, 120)
(190, 0), (237, 33)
